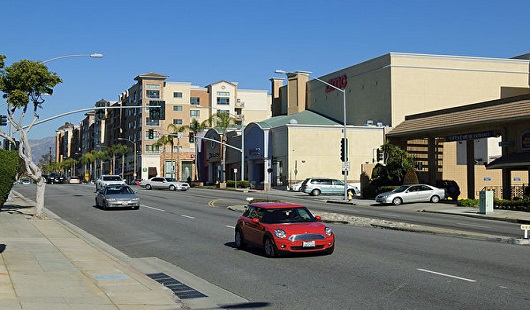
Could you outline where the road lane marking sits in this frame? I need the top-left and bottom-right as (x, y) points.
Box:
(226, 225), (235, 229)
(455, 222), (491, 229)
(417, 268), (476, 282)
(142, 205), (165, 212)
(181, 214), (195, 219)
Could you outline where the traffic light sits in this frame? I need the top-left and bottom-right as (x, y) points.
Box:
(150, 106), (161, 120)
(95, 101), (106, 120)
(148, 129), (154, 139)
(376, 148), (383, 162)
(189, 132), (194, 143)
(0, 115), (7, 126)
(149, 100), (165, 120)
(340, 138), (348, 162)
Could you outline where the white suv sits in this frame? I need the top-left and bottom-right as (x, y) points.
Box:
(301, 177), (360, 196)
(95, 175), (125, 190)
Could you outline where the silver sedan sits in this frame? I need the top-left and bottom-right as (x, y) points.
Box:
(375, 184), (446, 205)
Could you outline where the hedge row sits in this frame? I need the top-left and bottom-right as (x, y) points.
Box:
(0, 150), (19, 208)
(226, 180), (251, 188)
(457, 198), (530, 212)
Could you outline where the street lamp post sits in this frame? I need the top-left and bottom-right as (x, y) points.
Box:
(118, 138), (137, 182)
(275, 70), (349, 200)
(41, 53), (103, 64)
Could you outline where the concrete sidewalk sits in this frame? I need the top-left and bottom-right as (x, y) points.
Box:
(0, 191), (182, 310)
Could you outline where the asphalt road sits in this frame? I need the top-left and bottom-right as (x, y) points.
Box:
(14, 184), (530, 309)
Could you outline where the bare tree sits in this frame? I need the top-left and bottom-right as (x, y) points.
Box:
(0, 55), (62, 218)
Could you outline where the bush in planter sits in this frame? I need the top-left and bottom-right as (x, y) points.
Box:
(226, 180), (250, 188)
(457, 199), (479, 208)
(0, 150), (19, 208)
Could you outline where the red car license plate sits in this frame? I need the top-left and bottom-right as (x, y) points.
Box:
(302, 241), (315, 248)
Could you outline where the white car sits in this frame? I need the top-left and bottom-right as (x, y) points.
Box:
(140, 177), (190, 191)
(290, 182), (303, 191)
(375, 184), (446, 205)
(95, 175), (126, 190)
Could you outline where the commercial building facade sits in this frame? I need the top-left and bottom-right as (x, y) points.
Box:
(270, 53), (530, 196)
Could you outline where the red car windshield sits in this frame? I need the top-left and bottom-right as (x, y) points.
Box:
(261, 207), (316, 224)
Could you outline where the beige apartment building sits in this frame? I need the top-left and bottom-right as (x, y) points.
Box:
(272, 52), (530, 196)
(66, 73), (271, 183)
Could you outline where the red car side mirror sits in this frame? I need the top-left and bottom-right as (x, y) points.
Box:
(251, 218), (260, 224)
(315, 215), (322, 221)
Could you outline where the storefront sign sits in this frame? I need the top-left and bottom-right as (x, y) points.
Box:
(445, 131), (494, 142)
(325, 75), (348, 93)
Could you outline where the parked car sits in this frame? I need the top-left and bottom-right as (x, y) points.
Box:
(235, 202), (334, 257)
(290, 182), (303, 191)
(95, 184), (140, 210)
(67, 176), (82, 184)
(435, 180), (461, 201)
(375, 184), (446, 206)
(140, 177), (190, 191)
(129, 179), (142, 186)
(95, 174), (126, 190)
(21, 178), (31, 185)
(46, 172), (65, 184)
(301, 177), (359, 196)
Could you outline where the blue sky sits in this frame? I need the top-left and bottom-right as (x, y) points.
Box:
(2, 0), (529, 139)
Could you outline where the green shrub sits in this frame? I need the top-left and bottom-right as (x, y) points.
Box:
(376, 186), (399, 196)
(362, 183), (378, 199)
(403, 168), (419, 185)
(226, 180), (250, 188)
(457, 199), (479, 208)
(0, 150), (19, 208)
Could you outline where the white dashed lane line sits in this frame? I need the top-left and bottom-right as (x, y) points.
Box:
(181, 214), (195, 219)
(141, 205), (166, 212)
(455, 222), (491, 229)
(417, 268), (476, 282)
(226, 225), (235, 229)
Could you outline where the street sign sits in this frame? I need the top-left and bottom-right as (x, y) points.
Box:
(342, 161), (350, 171)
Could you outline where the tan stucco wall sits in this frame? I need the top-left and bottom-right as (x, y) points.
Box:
(442, 142), (529, 198)
(281, 125), (385, 186)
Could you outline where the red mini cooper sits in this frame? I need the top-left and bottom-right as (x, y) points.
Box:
(235, 202), (335, 257)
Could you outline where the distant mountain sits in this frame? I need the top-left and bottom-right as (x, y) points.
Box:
(28, 136), (55, 165)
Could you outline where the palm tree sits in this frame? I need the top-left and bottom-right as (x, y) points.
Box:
(211, 111), (236, 183)
(105, 144), (122, 174)
(154, 135), (170, 177)
(167, 123), (187, 180)
(114, 144), (130, 179)
(62, 158), (77, 177)
(80, 152), (95, 182)
(184, 118), (211, 181)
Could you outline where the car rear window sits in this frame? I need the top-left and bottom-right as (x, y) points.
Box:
(103, 176), (122, 181)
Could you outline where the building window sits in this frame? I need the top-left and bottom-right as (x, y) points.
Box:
(190, 110), (200, 118)
(173, 119), (183, 125)
(217, 97), (230, 105)
(173, 92), (183, 98)
(190, 97), (200, 105)
(146, 90), (160, 99)
(173, 105), (183, 112)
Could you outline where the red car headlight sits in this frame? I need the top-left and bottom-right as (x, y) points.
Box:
(274, 229), (287, 239)
(325, 227), (333, 236)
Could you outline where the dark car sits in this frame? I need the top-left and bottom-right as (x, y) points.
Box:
(235, 202), (335, 257)
(435, 180), (460, 201)
(46, 172), (65, 184)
